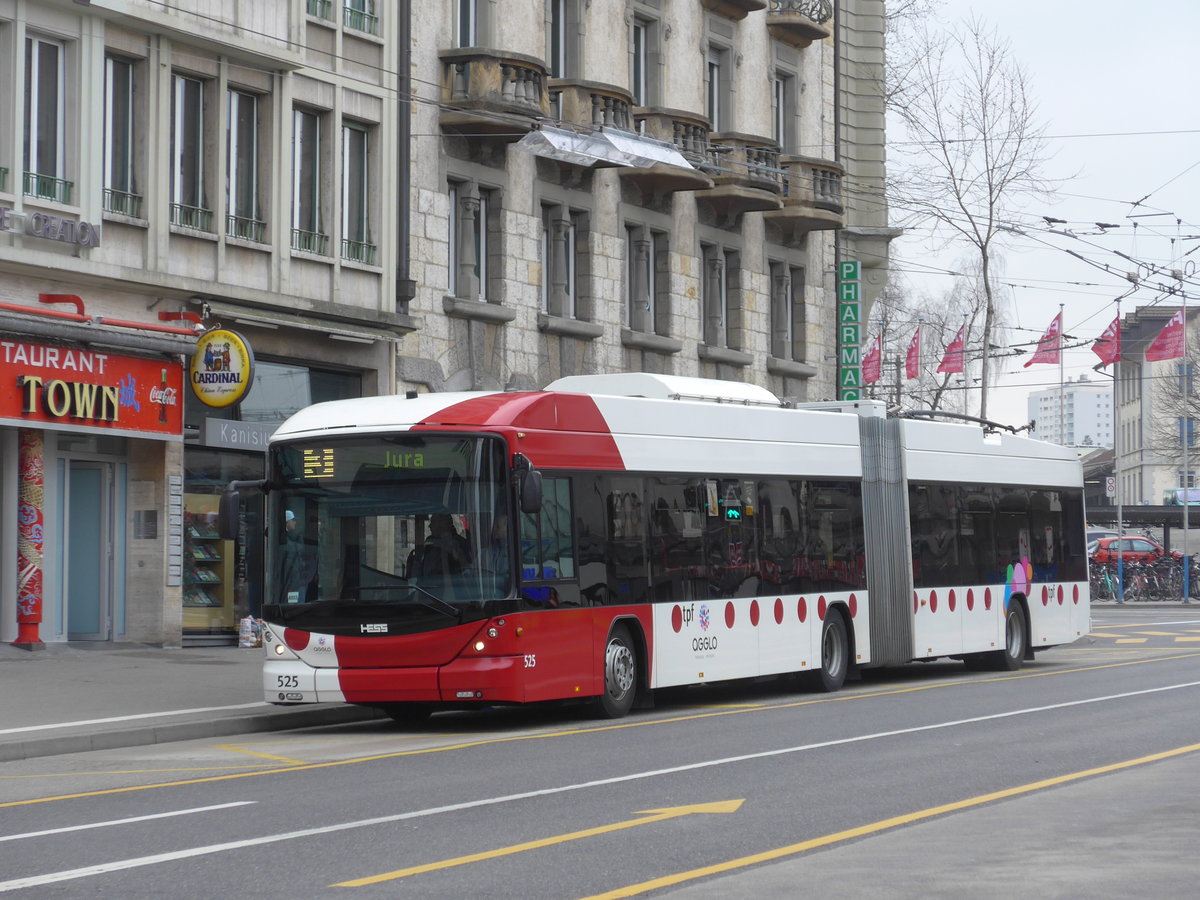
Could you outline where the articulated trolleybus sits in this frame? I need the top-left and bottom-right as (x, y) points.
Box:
(223, 374), (1088, 723)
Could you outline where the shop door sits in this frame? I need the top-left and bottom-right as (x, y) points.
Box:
(67, 462), (113, 640)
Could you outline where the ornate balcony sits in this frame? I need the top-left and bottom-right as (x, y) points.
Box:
(623, 108), (714, 195)
(767, 1), (834, 49)
(550, 80), (633, 132)
(440, 48), (549, 139)
(763, 155), (844, 239)
(695, 133), (784, 220)
(702, 0), (767, 21)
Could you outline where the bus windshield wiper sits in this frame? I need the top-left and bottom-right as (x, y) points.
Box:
(355, 584), (461, 621)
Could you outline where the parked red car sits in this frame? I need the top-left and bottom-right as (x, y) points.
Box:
(1090, 536), (1180, 564)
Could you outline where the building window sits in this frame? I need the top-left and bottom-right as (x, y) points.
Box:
(24, 35), (71, 204)
(625, 225), (667, 334)
(706, 45), (730, 132)
(341, 122), (375, 264)
(630, 4), (661, 110)
(542, 205), (586, 319)
(171, 74), (211, 231)
(227, 90), (264, 242)
(292, 108), (326, 254)
(770, 262), (805, 362)
(702, 244), (739, 349)
(344, 0), (378, 35)
(449, 180), (496, 302)
(103, 56), (140, 217)
(457, 0), (477, 47)
(772, 72), (795, 153)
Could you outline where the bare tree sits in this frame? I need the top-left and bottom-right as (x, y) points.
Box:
(888, 17), (1051, 419)
(1149, 340), (1200, 476)
(866, 263), (1010, 414)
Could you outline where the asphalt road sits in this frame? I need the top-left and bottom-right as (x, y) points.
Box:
(3, 605), (1199, 898)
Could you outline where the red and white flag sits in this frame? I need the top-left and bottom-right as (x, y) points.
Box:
(1145, 308), (1186, 362)
(1091, 316), (1121, 367)
(937, 324), (966, 374)
(905, 328), (921, 380)
(862, 335), (882, 384)
(1024, 312), (1063, 367)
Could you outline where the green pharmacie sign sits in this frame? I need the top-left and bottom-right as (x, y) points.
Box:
(837, 260), (861, 400)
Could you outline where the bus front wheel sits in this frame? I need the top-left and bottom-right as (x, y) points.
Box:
(598, 624), (637, 718)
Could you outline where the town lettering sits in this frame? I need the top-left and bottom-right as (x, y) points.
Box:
(18, 375), (120, 422)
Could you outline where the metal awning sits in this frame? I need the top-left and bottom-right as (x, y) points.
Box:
(197, 300), (409, 343)
(517, 126), (694, 170)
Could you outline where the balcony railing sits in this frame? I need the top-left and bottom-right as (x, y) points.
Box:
(23, 172), (74, 205)
(549, 81), (632, 132)
(633, 109), (710, 166)
(341, 238), (377, 265)
(0, 167), (8, 193)
(343, 2), (378, 34)
(703, 134), (785, 195)
(170, 203), (213, 232)
(226, 215), (267, 243)
(307, 0), (332, 19)
(102, 188), (143, 218)
(764, 155), (845, 236)
(291, 228), (329, 255)
(440, 48), (548, 136)
(767, 1), (834, 48)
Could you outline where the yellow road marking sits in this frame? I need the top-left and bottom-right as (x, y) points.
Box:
(334, 800), (744, 887)
(1116, 638), (1149, 644)
(5, 652), (1199, 809)
(1134, 631), (1177, 636)
(1176, 637), (1200, 642)
(214, 745), (309, 766)
(1087, 632), (1127, 638)
(581, 742), (1200, 899)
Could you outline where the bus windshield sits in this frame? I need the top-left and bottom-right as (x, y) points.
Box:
(263, 433), (512, 629)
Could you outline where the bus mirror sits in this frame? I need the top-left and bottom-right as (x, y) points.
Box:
(520, 469), (543, 514)
(218, 489), (241, 541)
(218, 479), (269, 541)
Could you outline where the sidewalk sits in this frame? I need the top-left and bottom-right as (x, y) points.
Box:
(0, 641), (379, 763)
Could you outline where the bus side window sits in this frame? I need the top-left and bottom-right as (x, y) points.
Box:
(519, 476), (581, 607)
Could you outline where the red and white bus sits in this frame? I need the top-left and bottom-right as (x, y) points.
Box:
(223, 373), (1088, 722)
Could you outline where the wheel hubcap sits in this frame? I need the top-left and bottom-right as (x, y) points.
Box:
(606, 640), (635, 699)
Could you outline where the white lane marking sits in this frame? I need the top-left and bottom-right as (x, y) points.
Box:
(3, 680), (1199, 893)
(0, 704), (268, 736)
(0, 802), (256, 844)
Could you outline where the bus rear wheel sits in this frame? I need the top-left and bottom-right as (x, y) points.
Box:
(598, 624), (637, 718)
(808, 613), (848, 693)
(967, 601), (1027, 672)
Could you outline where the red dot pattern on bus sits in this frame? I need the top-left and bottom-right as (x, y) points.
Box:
(749, 600), (760, 626)
(798, 597), (807, 622)
(817, 596), (827, 620)
(725, 602), (735, 629)
(929, 590), (938, 613)
(967, 588), (975, 611)
(948, 589), (956, 612)
(671, 605), (683, 633)
(774, 598), (784, 624)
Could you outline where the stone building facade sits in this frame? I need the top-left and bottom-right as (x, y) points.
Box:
(1, 0), (890, 646)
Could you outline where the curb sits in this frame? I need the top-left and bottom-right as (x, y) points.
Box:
(0, 704), (384, 763)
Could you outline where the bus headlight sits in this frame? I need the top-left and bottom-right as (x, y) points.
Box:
(473, 640), (486, 652)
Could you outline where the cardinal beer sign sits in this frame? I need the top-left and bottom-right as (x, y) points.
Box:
(190, 329), (255, 408)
